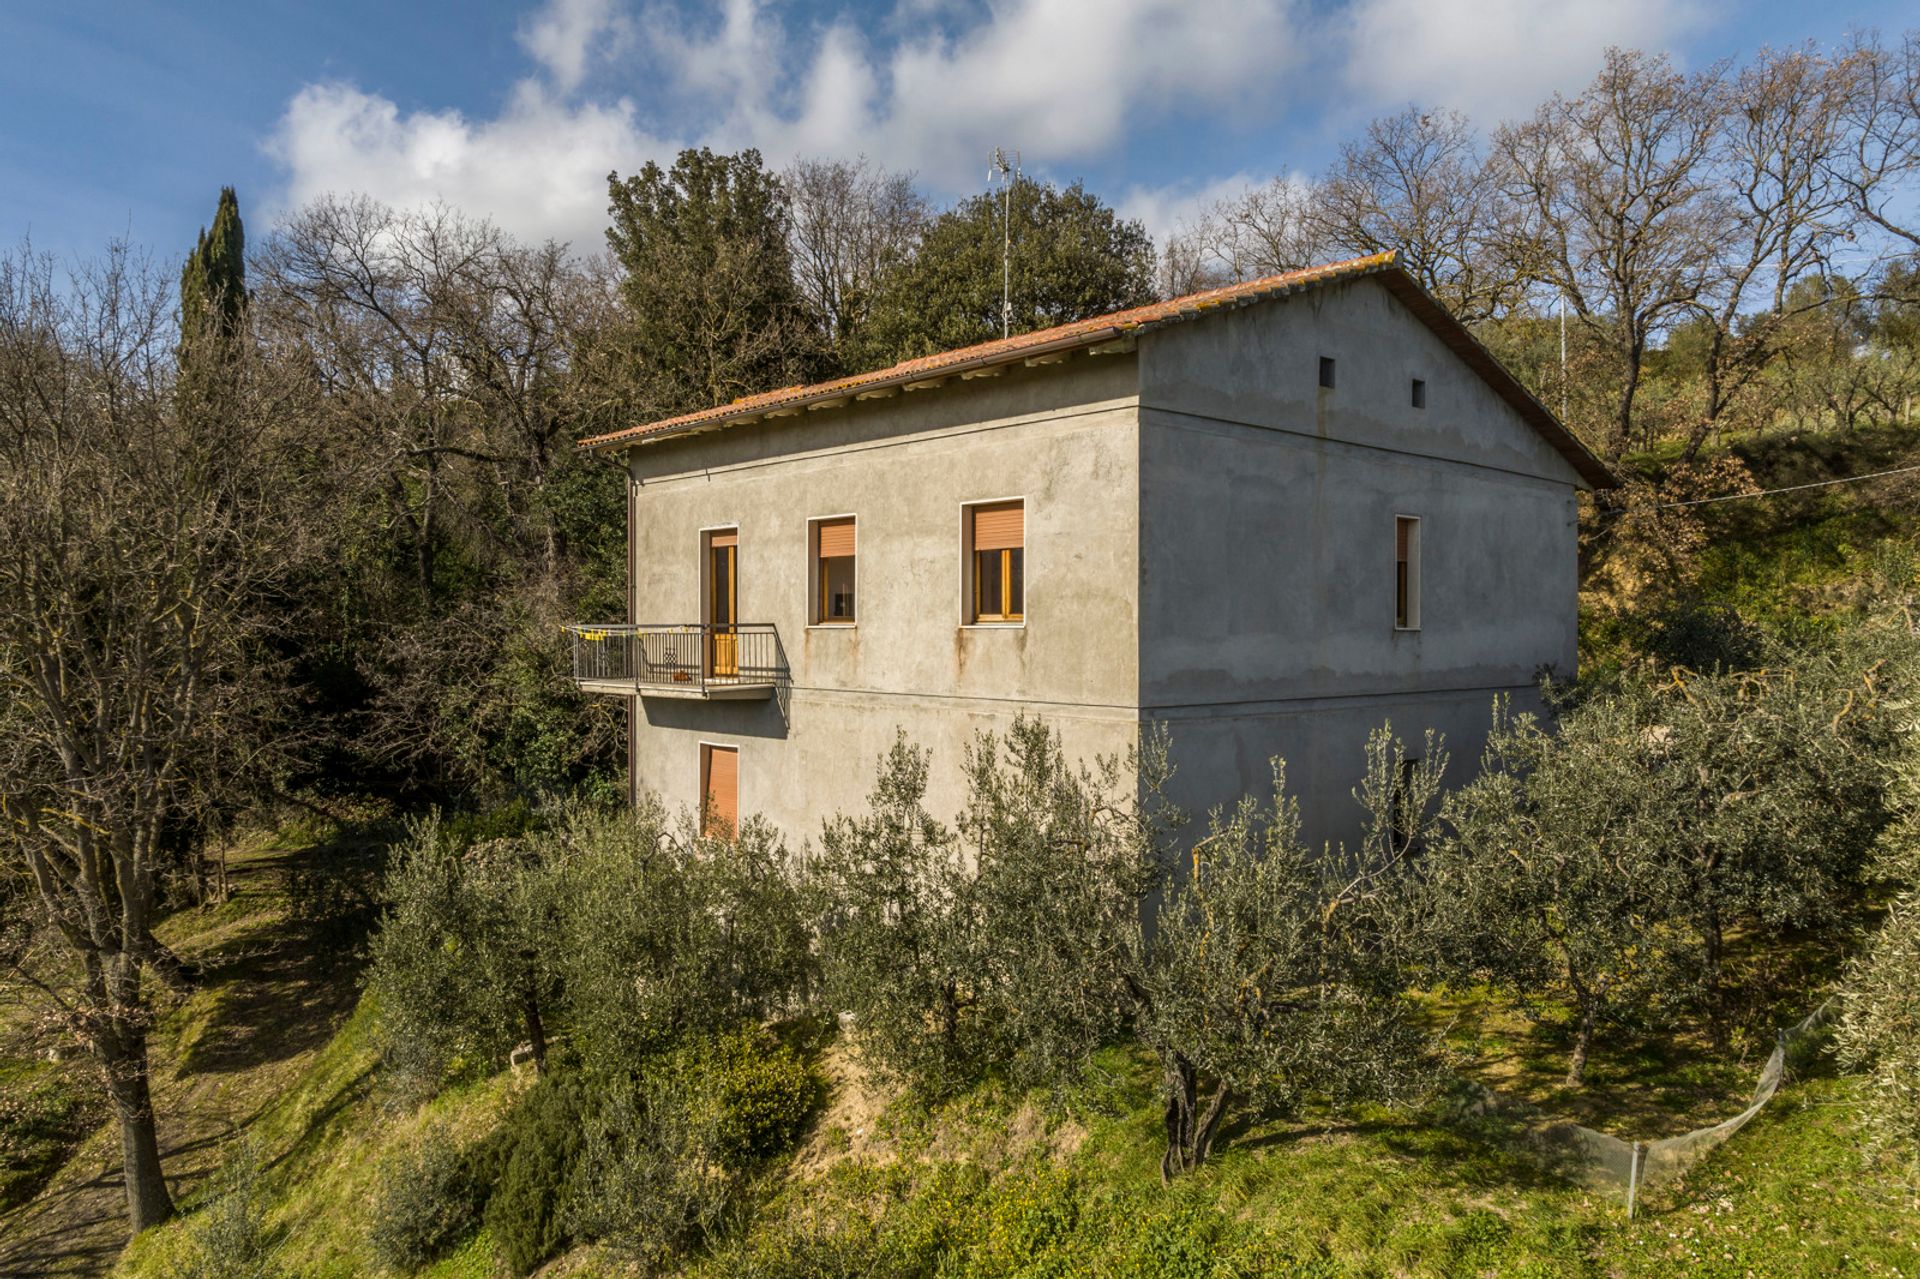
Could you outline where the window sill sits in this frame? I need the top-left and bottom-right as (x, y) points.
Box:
(962, 620), (1027, 630)
(1393, 625), (1422, 633)
(806, 622), (857, 631)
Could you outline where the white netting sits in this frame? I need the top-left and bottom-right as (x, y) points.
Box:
(1463, 1001), (1833, 1207)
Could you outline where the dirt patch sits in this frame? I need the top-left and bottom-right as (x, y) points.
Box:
(791, 1042), (902, 1177)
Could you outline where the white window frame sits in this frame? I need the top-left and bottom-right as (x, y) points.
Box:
(1394, 514), (1422, 632)
(959, 495), (1029, 629)
(805, 512), (859, 629)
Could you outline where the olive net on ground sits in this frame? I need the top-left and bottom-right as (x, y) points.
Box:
(1466, 1002), (1834, 1207)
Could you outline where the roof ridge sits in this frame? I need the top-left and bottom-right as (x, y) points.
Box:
(580, 251), (1400, 450)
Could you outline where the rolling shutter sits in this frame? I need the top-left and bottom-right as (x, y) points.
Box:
(972, 502), (1024, 551)
(709, 528), (738, 548)
(702, 745), (739, 838)
(816, 518), (855, 558)
(1396, 518), (1410, 560)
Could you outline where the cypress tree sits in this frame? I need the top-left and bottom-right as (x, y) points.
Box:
(179, 186), (247, 361)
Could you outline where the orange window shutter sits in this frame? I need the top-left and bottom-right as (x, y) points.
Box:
(703, 746), (739, 836)
(816, 518), (855, 559)
(709, 528), (738, 549)
(972, 502), (1024, 551)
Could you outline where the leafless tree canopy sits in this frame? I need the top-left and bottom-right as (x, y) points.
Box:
(0, 245), (320, 1230)
(785, 157), (927, 347)
(1165, 34), (1920, 459)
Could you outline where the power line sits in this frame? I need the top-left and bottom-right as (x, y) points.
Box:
(1652, 460), (1920, 509)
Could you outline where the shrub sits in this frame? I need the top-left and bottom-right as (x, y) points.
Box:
(565, 1028), (820, 1268)
(484, 1071), (592, 1277)
(160, 1142), (282, 1279)
(703, 1026), (821, 1168)
(366, 1124), (492, 1270)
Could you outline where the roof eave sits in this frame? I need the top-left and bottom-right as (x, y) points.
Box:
(578, 326), (1132, 452)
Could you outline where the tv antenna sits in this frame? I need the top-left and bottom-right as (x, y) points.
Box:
(989, 148), (1020, 338)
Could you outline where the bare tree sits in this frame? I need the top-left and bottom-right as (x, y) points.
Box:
(1832, 30), (1920, 254)
(0, 244), (315, 1234)
(1670, 45), (1857, 455)
(1315, 107), (1523, 323)
(254, 198), (624, 792)
(1164, 176), (1328, 291)
(784, 157), (926, 359)
(1496, 49), (1729, 455)
(256, 197), (500, 605)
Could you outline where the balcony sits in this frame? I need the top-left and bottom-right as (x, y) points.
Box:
(566, 623), (787, 700)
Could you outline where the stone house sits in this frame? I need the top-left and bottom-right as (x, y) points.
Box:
(570, 251), (1613, 847)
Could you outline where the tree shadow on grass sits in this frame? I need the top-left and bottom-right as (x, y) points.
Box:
(173, 831), (392, 1078)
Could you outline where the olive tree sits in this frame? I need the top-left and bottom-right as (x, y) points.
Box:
(1430, 696), (1691, 1085)
(1144, 735), (1440, 1180)
(365, 814), (561, 1092)
(549, 801), (812, 1078)
(816, 718), (1439, 1178)
(1649, 658), (1892, 1038)
(809, 736), (986, 1092)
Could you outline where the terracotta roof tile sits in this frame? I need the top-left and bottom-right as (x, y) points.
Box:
(579, 249), (1615, 489)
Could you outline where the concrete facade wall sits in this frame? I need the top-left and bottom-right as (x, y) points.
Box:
(623, 356), (1144, 843)
(1135, 277), (1584, 845)
(614, 276), (1586, 850)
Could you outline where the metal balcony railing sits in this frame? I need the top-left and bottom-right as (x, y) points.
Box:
(566, 623), (787, 699)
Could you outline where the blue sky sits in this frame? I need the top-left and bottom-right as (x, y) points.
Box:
(3, 0), (1913, 266)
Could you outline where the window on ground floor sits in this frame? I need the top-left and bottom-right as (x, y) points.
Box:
(701, 743), (738, 840)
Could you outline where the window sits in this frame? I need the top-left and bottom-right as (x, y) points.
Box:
(1411, 378), (1426, 409)
(811, 516), (856, 624)
(1395, 516), (1421, 630)
(1319, 356), (1337, 389)
(700, 744), (738, 840)
(967, 500), (1025, 623)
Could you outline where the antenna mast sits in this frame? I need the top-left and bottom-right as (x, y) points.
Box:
(990, 148), (1019, 339)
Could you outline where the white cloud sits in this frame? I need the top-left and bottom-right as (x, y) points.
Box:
(262, 0), (1717, 251)
(519, 0), (631, 95)
(264, 0), (1305, 247)
(1339, 0), (1713, 125)
(266, 79), (675, 252)
(1117, 171), (1261, 248)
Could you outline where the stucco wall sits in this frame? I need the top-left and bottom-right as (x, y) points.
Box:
(1135, 277), (1583, 844)
(611, 275), (1587, 849)
(622, 356), (1144, 838)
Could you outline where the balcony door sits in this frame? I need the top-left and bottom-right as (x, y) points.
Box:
(705, 528), (738, 678)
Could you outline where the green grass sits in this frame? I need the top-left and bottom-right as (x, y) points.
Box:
(0, 1058), (101, 1213)
(679, 1049), (1917, 1279)
(115, 998), (518, 1279)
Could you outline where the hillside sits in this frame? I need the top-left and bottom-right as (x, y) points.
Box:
(5, 423), (1920, 1277)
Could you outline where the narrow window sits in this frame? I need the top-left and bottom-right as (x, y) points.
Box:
(1411, 378), (1426, 409)
(1319, 356), (1337, 389)
(701, 744), (739, 840)
(1395, 516), (1421, 630)
(812, 517), (856, 624)
(968, 501), (1025, 623)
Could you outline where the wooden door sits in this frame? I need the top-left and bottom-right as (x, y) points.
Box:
(706, 530), (737, 677)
